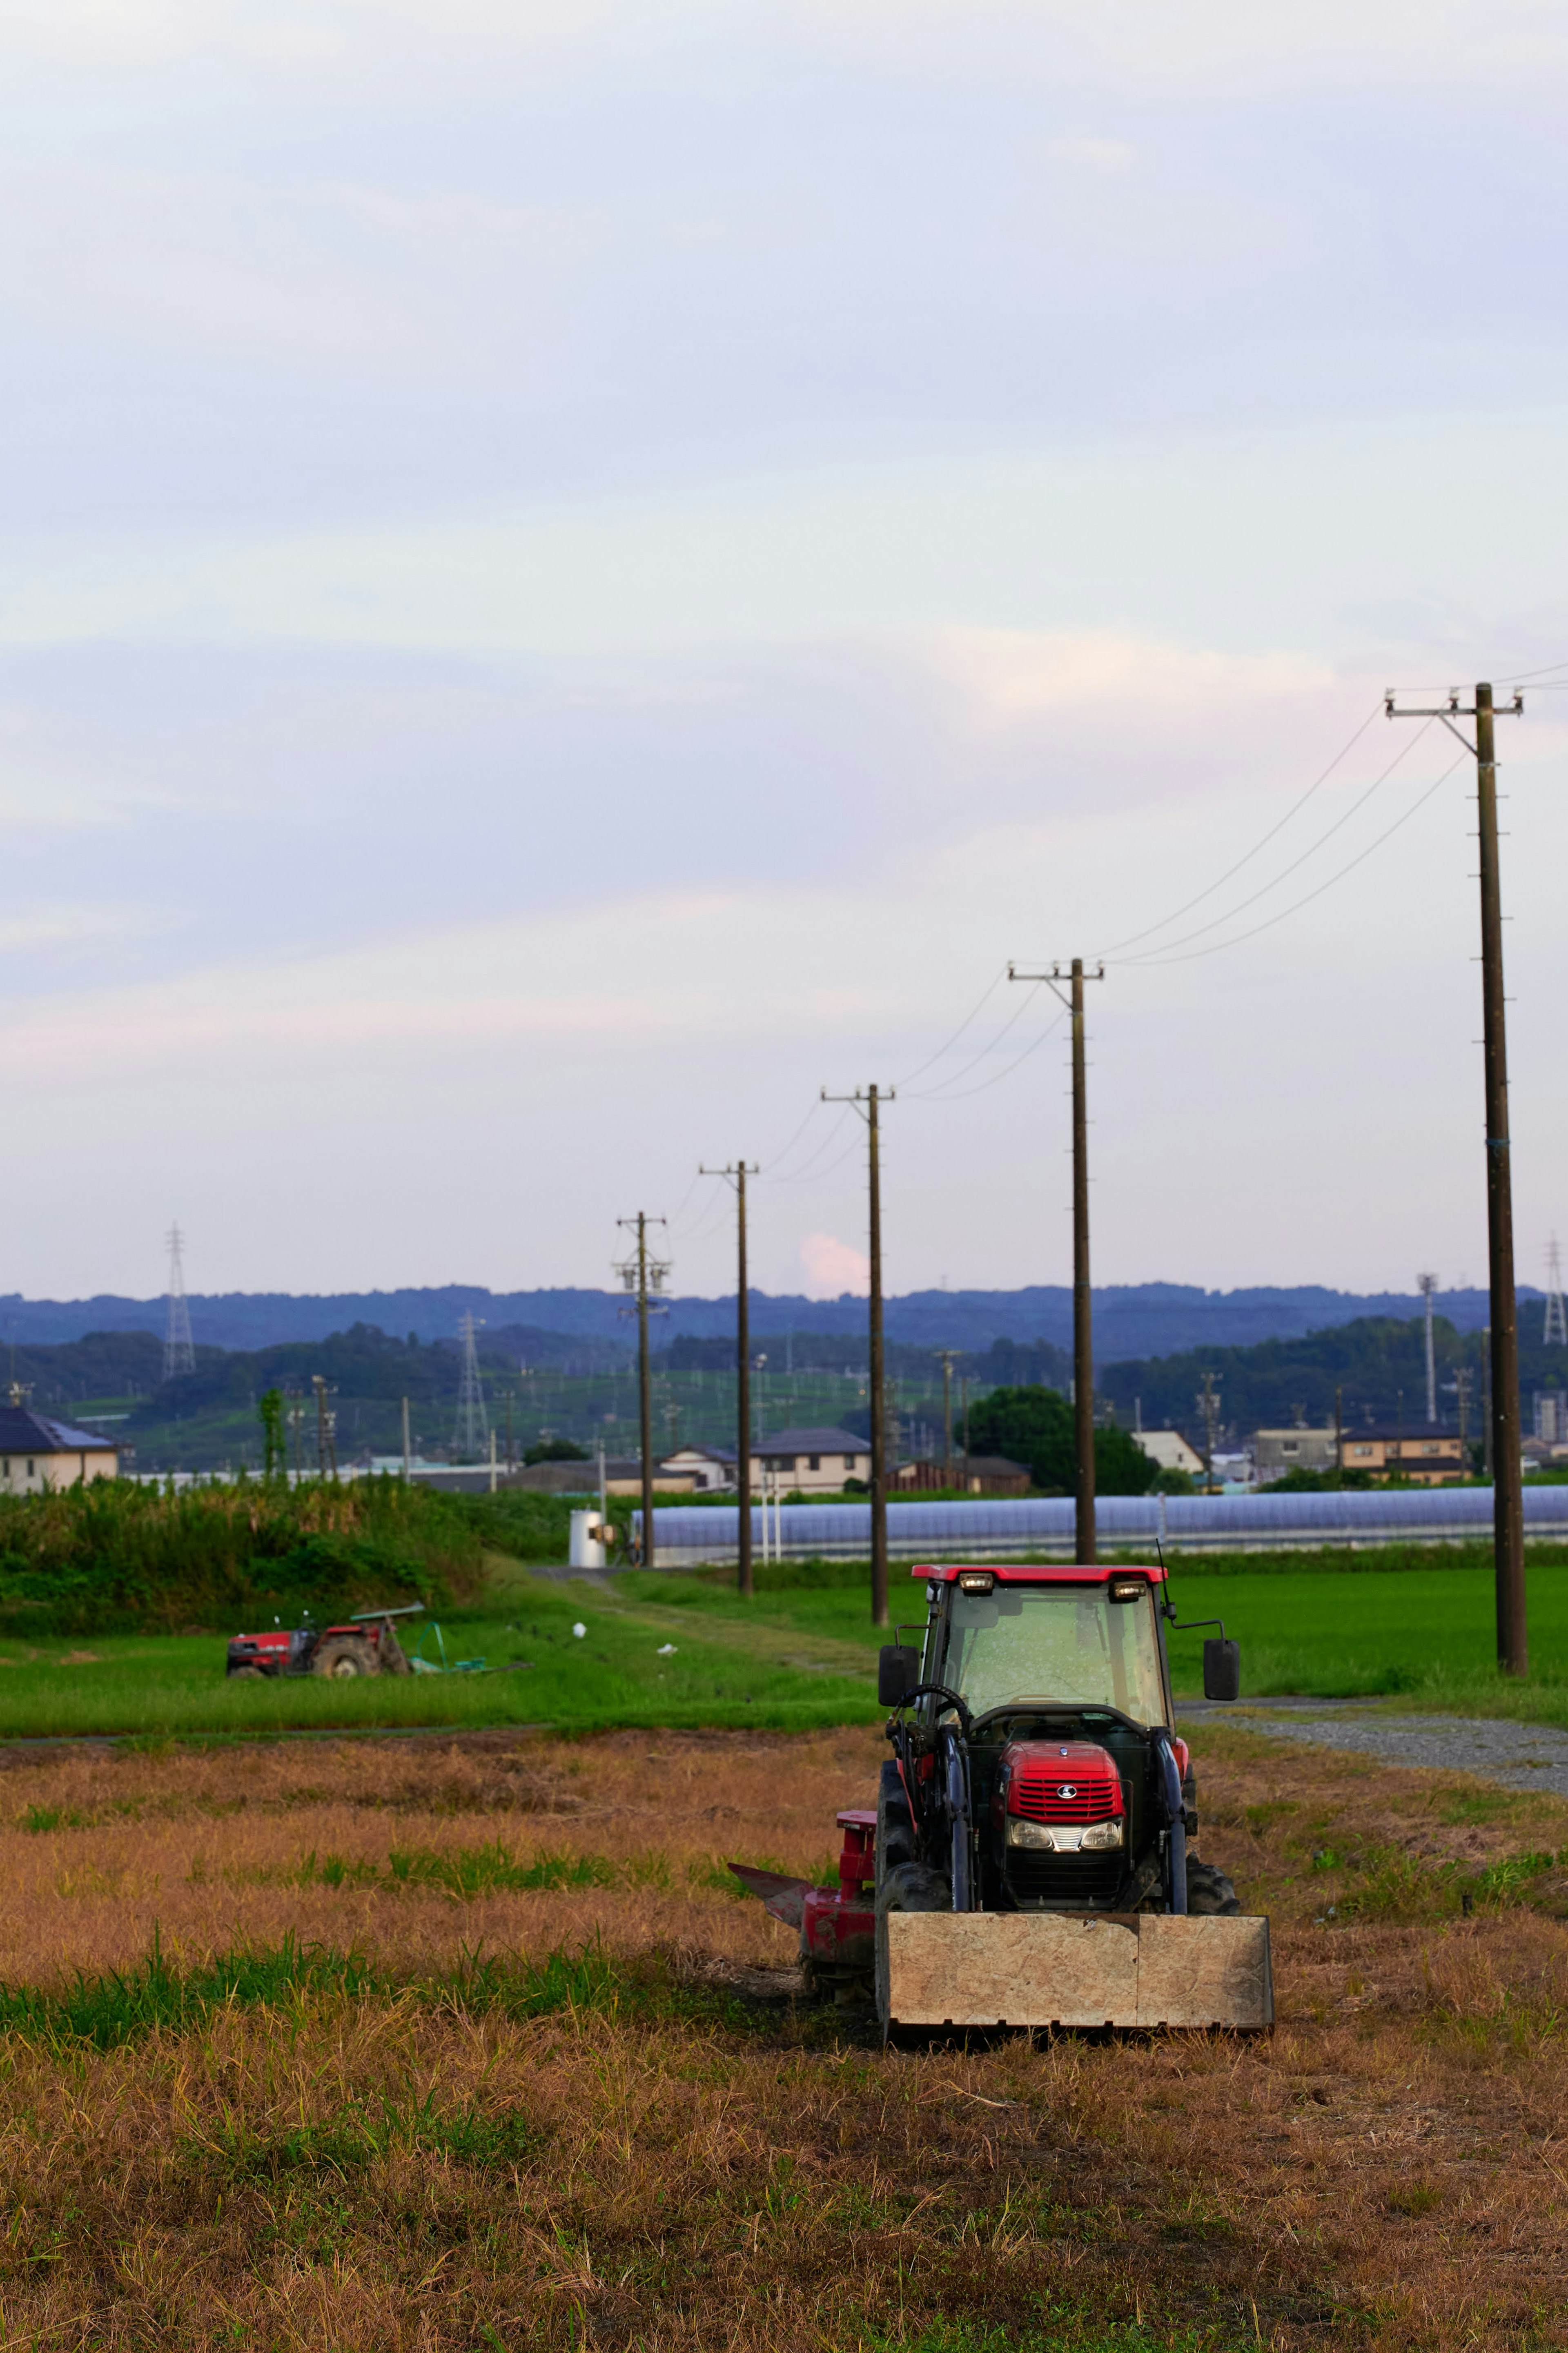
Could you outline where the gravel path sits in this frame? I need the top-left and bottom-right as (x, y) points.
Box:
(1182, 1702), (1568, 1801)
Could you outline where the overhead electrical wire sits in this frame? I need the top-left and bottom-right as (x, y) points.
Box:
(904, 982), (1043, 1099)
(1094, 699), (1385, 959)
(760, 1102), (856, 1185)
(1117, 717), (1434, 965)
(911, 1008), (1067, 1102)
(1131, 749), (1468, 966)
(892, 965), (1008, 1089)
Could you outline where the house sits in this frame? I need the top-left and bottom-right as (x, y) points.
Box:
(1134, 1429), (1205, 1480)
(0, 1399), (120, 1494)
(753, 1427), (867, 1493)
(1339, 1424), (1466, 1485)
(1253, 1427), (1340, 1484)
(893, 1455), (1031, 1496)
(657, 1444), (735, 1492)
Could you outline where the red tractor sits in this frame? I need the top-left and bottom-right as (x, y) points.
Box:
(226, 1602), (424, 1680)
(732, 1561), (1272, 2033)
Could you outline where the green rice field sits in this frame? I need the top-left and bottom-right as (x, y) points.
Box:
(3, 1546), (1568, 1739)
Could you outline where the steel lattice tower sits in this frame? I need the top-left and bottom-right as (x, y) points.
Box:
(163, 1224), (195, 1380)
(453, 1313), (489, 1460)
(1546, 1238), (1568, 1347)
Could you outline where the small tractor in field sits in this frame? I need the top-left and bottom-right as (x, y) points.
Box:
(226, 1601), (427, 1680)
(731, 1561), (1272, 2034)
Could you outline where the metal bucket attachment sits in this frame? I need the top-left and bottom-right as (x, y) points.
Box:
(884, 1911), (1272, 2031)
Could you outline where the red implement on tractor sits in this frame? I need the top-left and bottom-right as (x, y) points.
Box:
(731, 1561), (1272, 2033)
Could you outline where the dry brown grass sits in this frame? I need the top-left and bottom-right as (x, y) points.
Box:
(0, 1724), (1562, 2349)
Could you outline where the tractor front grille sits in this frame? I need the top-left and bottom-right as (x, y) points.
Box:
(1011, 1765), (1123, 1826)
(1004, 1851), (1124, 1908)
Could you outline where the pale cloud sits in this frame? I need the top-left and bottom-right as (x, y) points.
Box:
(800, 1233), (869, 1297)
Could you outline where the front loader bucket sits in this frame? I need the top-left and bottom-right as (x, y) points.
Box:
(884, 1912), (1272, 2032)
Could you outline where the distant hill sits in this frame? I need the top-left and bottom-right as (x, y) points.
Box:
(0, 1280), (1533, 1360)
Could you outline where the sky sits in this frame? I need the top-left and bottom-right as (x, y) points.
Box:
(7, 0), (1568, 1313)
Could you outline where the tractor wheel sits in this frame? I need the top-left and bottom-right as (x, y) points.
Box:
(1186, 1858), (1240, 1916)
(312, 1637), (379, 1679)
(875, 1861), (951, 2030)
(877, 1761), (917, 1874)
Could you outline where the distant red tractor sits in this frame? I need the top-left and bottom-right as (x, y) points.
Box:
(226, 1602), (424, 1680)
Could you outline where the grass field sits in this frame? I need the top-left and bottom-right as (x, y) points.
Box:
(6, 1548), (1568, 1739)
(0, 1722), (1562, 2345)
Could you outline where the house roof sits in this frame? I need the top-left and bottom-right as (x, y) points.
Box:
(660, 1443), (736, 1465)
(0, 1405), (120, 1455)
(755, 1427), (866, 1454)
(1345, 1424), (1461, 1444)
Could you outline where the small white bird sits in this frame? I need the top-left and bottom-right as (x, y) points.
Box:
(657, 1643), (677, 1656)
(572, 1622), (587, 1639)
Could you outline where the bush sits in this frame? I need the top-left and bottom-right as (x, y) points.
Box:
(0, 1476), (485, 1638)
(964, 1385), (1157, 1496)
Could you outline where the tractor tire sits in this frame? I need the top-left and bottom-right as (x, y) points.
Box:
(874, 1861), (951, 2029)
(312, 1637), (379, 1680)
(1186, 1858), (1240, 1916)
(877, 1761), (917, 1874)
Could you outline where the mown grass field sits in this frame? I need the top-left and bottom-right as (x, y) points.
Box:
(0, 1722), (1563, 2346)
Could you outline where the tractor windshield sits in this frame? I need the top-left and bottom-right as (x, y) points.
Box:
(940, 1582), (1167, 1727)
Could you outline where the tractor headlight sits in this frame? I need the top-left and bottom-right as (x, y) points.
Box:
(1080, 1819), (1125, 1851)
(1006, 1818), (1056, 1850)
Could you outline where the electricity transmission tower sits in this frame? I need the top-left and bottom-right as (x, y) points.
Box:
(1546, 1238), (1568, 1347)
(1386, 682), (1526, 1673)
(1417, 1272), (1439, 1424)
(163, 1224), (195, 1380)
(453, 1313), (489, 1460)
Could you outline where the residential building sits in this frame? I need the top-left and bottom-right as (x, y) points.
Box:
(1253, 1427), (1340, 1484)
(893, 1454), (1031, 1496)
(657, 1444), (735, 1492)
(754, 1426), (867, 1492)
(1339, 1424), (1466, 1485)
(1135, 1429), (1205, 1480)
(0, 1400), (120, 1493)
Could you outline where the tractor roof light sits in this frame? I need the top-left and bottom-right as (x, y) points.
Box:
(1108, 1577), (1146, 1604)
(958, 1572), (994, 1595)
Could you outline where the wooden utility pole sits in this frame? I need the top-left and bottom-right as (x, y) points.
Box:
(1196, 1373), (1221, 1492)
(821, 1085), (894, 1624)
(1008, 958), (1104, 1561)
(934, 1349), (962, 1487)
(701, 1161), (758, 1598)
(1386, 682), (1526, 1674)
(616, 1213), (669, 1571)
(1334, 1385), (1343, 1478)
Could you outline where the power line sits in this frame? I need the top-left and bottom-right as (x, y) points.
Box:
(1095, 699), (1384, 958)
(903, 981), (1041, 1097)
(892, 964), (1007, 1087)
(758, 1102), (855, 1185)
(1119, 719), (1433, 965)
(909, 1008), (1067, 1102)
(1129, 750), (1466, 966)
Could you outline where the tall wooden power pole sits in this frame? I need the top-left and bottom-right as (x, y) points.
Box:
(822, 1084), (894, 1624)
(1008, 958), (1104, 1562)
(1386, 683), (1526, 1674)
(616, 1213), (669, 1571)
(702, 1161), (758, 1597)
(934, 1349), (962, 1487)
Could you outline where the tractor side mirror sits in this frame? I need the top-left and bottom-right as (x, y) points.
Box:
(878, 1644), (920, 1707)
(1203, 1638), (1241, 1703)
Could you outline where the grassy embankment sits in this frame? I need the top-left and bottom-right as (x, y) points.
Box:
(0, 1724), (1562, 2343)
